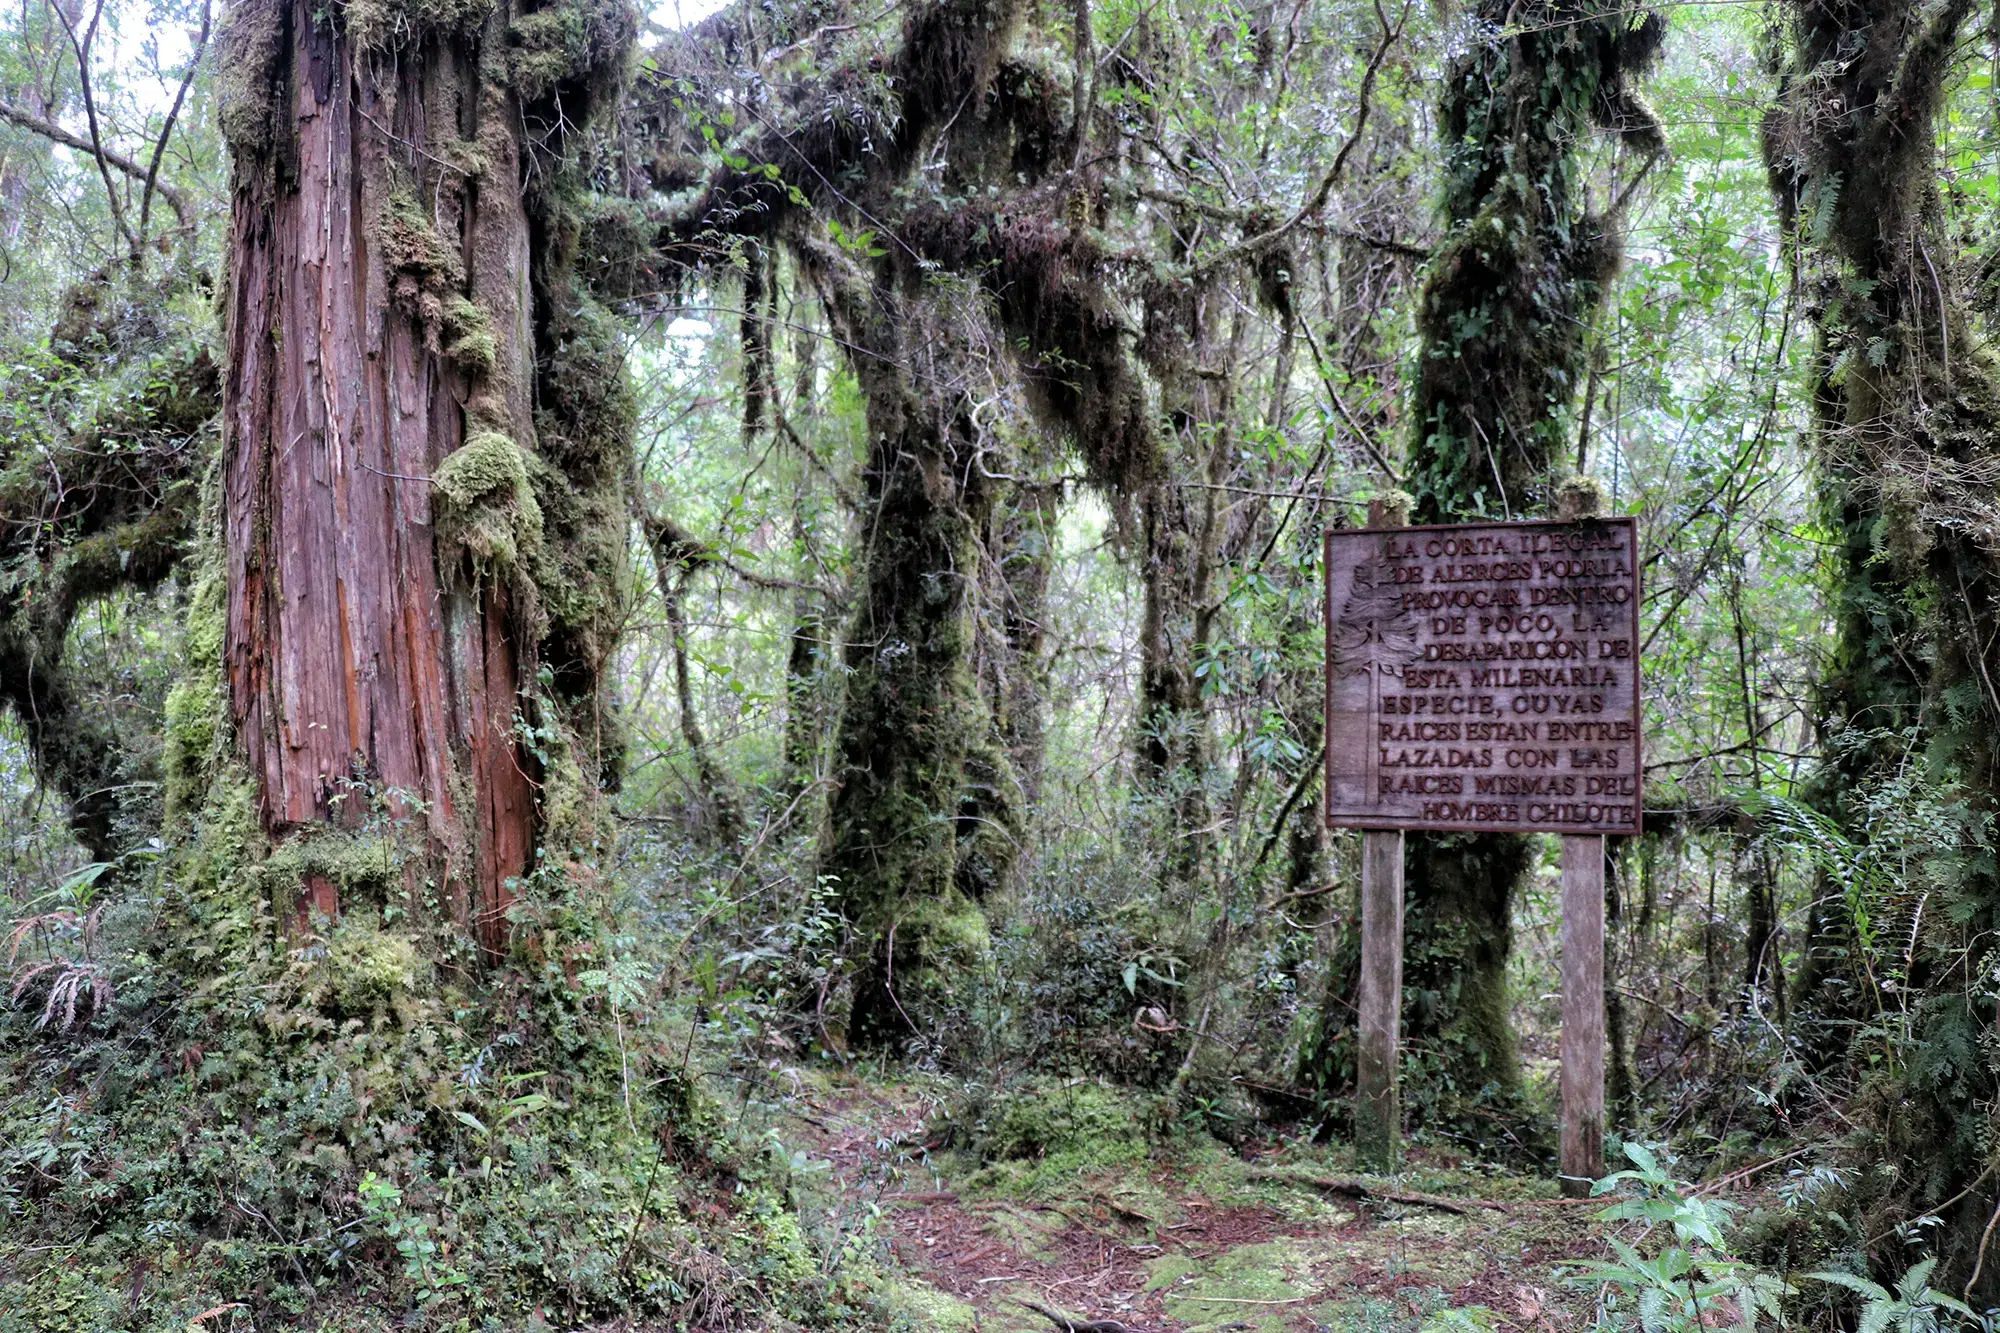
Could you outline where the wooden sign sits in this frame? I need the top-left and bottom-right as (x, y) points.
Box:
(1324, 517), (1642, 836)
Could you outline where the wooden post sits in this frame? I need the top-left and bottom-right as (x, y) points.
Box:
(1352, 492), (1410, 1173)
(1356, 827), (1405, 1170)
(1560, 834), (1606, 1195)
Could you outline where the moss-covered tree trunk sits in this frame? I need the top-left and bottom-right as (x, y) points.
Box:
(1398, 0), (1662, 1122)
(645, 0), (1146, 1048)
(214, 0), (631, 943)
(800, 240), (1019, 1049)
(982, 478), (1059, 803)
(1764, 0), (2000, 1289)
(1767, 0), (1969, 1043)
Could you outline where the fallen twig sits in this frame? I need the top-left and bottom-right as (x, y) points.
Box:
(1188, 1294), (1309, 1305)
(1016, 1298), (1143, 1332)
(1688, 1144), (1816, 1197)
(1246, 1168), (1484, 1215)
(1094, 1191), (1160, 1225)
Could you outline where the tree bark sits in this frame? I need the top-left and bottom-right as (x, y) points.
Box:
(215, 0), (632, 943)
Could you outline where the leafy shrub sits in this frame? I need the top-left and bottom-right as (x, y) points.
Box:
(979, 841), (1181, 1084)
(1564, 1143), (1790, 1331)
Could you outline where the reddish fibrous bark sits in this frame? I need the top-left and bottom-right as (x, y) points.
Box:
(221, 3), (537, 946)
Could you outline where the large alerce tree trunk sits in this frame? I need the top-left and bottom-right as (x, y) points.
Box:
(215, 0), (633, 938)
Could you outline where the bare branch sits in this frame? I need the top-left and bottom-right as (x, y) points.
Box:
(50, 0), (136, 255)
(1184, 0), (1412, 280)
(0, 96), (190, 230)
(138, 0), (211, 248)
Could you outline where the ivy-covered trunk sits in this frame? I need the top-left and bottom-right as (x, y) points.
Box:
(213, 0), (632, 941)
(1398, 0), (1662, 1121)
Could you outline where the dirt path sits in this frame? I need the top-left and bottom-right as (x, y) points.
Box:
(788, 1077), (1609, 1333)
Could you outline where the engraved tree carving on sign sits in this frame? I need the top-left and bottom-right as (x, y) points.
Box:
(1328, 552), (1422, 809)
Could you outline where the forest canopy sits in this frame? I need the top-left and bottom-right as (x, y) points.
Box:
(2, 0), (1999, 1326)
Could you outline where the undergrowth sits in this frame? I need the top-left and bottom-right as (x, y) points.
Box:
(0, 831), (898, 1331)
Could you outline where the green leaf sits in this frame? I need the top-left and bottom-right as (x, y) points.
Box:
(1807, 1269), (1892, 1303)
(1622, 1141), (1661, 1174)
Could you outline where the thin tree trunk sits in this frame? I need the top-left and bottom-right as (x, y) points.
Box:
(985, 478), (1059, 804)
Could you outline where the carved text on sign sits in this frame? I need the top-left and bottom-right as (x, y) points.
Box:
(1324, 517), (1642, 835)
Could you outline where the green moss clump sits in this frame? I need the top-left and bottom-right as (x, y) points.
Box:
(444, 137), (492, 179)
(877, 1278), (980, 1330)
(528, 695), (611, 858)
(432, 430), (545, 580)
(982, 1078), (1149, 1160)
(874, 891), (995, 1026)
(162, 574), (225, 822)
(957, 1077), (1158, 1197)
(953, 719), (1024, 899)
(510, 6), (587, 101)
(258, 830), (401, 902)
(314, 911), (428, 1019)
(508, 0), (637, 111)
(214, 0), (285, 159)
(1153, 1238), (1324, 1332)
(441, 294), (498, 376)
(379, 188), (501, 377)
(382, 188), (463, 298)
(341, 0), (488, 51)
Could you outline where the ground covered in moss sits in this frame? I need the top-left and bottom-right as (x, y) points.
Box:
(779, 1071), (1633, 1333)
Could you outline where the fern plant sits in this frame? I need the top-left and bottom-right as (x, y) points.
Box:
(1563, 1143), (1791, 1330)
(1807, 1258), (1982, 1333)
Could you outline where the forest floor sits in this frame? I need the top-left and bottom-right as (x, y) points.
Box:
(784, 1072), (1618, 1333)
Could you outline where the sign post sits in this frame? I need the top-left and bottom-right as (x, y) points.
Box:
(1326, 504), (1639, 1182)
(1355, 826), (1405, 1169)
(1560, 832), (1606, 1192)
